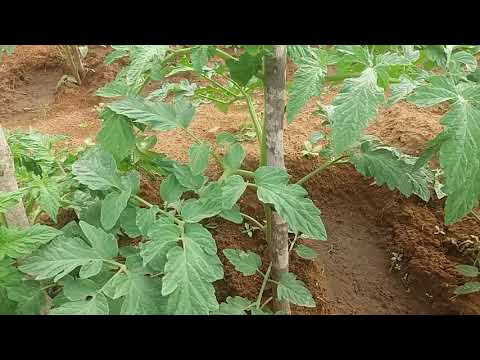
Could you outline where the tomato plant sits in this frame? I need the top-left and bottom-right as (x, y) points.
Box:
(1, 44), (479, 314)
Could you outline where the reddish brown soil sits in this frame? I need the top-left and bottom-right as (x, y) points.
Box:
(2, 46), (480, 314)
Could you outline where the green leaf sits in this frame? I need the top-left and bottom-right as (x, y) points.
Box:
(0, 190), (24, 214)
(226, 52), (262, 86)
(171, 163), (205, 191)
(162, 223), (223, 314)
(216, 131), (237, 146)
(454, 282), (480, 295)
(63, 278), (99, 301)
(140, 222), (181, 271)
(455, 264), (479, 277)
(49, 293), (109, 315)
(287, 49), (327, 123)
(295, 244), (318, 260)
(191, 45), (210, 73)
(19, 235), (115, 282)
(386, 76), (419, 107)
(223, 143), (245, 173)
(407, 76), (457, 107)
(189, 143), (210, 176)
(330, 67), (384, 154)
(96, 110), (136, 162)
(451, 51), (477, 73)
(212, 296), (252, 315)
(254, 167), (326, 241)
(220, 175), (246, 209)
(6, 281), (49, 315)
(79, 221), (118, 259)
(118, 207), (141, 237)
(219, 205), (243, 224)
(438, 101), (480, 224)
(350, 139), (434, 201)
(0, 225), (61, 260)
(0, 288), (17, 314)
(126, 45), (168, 86)
(119, 274), (167, 314)
(136, 206), (160, 235)
(223, 249), (261, 276)
(277, 272), (315, 307)
(36, 177), (61, 222)
(413, 131), (451, 170)
(96, 68), (135, 98)
(160, 174), (187, 203)
(104, 48), (129, 64)
(181, 183), (224, 223)
(100, 190), (131, 231)
(72, 147), (121, 191)
(107, 96), (195, 131)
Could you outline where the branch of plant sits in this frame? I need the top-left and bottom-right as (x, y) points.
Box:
(198, 73), (239, 98)
(104, 259), (128, 273)
(244, 94), (264, 148)
(256, 262), (272, 308)
(296, 155), (349, 185)
(240, 212), (265, 231)
(288, 233), (299, 253)
(132, 194), (184, 226)
(261, 296), (273, 309)
(195, 93), (234, 105)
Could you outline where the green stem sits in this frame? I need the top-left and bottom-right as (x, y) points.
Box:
(161, 47), (194, 66)
(0, 213), (6, 227)
(261, 296), (273, 309)
(214, 48), (238, 62)
(296, 155), (349, 186)
(133, 195), (184, 226)
(246, 183), (257, 189)
(244, 94), (264, 153)
(196, 93), (232, 105)
(198, 73), (239, 98)
(288, 233), (299, 253)
(240, 213), (265, 231)
(41, 283), (57, 291)
(256, 262), (272, 308)
(235, 169), (255, 179)
(104, 259), (128, 273)
(183, 128), (225, 169)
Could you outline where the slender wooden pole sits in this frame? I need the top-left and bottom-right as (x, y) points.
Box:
(264, 45), (291, 314)
(0, 126), (29, 228)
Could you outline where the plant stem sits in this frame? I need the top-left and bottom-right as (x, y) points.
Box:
(256, 262), (272, 308)
(182, 128), (225, 169)
(240, 213), (265, 231)
(161, 47), (194, 66)
(104, 259), (128, 273)
(214, 48), (238, 62)
(244, 94), (264, 152)
(196, 93), (232, 105)
(235, 169), (255, 178)
(40, 283), (57, 291)
(261, 296), (273, 309)
(198, 73), (239, 98)
(296, 155), (349, 186)
(288, 233), (299, 253)
(133, 195), (184, 226)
